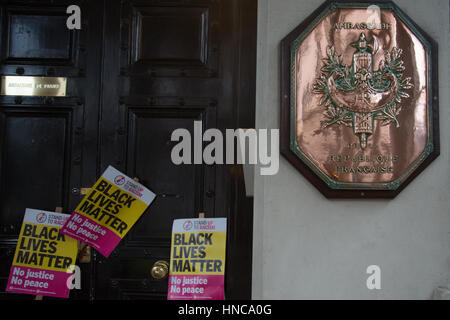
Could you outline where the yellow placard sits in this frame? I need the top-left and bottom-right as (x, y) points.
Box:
(11, 210), (77, 273)
(170, 231), (227, 276)
(167, 218), (227, 300)
(60, 166), (156, 258)
(74, 177), (149, 238)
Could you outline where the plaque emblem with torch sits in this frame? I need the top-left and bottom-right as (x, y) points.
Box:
(313, 33), (413, 150)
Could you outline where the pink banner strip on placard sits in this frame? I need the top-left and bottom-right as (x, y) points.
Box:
(60, 212), (121, 258)
(6, 265), (71, 298)
(167, 275), (225, 300)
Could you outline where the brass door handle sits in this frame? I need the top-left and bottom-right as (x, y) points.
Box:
(151, 260), (169, 280)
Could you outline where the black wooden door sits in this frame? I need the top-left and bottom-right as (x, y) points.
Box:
(0, 0), (103, 300)
(94, 0), (256, 300)
(0, 0), (256, 300)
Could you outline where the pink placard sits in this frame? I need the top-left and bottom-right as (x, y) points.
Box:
(168, 275), (225, 300)
(6, 265), (72, 298)
(60, 212), (121, 258)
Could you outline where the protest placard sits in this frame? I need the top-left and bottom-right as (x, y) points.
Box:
(60, 166), (156, 257)
(168, 218), (227, 300)
(5, 208), (78, 298)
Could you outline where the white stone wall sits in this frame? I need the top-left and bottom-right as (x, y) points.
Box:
(253, 0), (450, 299)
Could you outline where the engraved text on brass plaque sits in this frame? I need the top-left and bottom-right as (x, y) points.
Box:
(1, 76), (67, 97)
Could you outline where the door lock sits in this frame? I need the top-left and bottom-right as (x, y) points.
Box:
(71, 187), (91, 195)
(151, 260), (169, 280)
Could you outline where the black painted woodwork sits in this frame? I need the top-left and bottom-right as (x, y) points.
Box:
(0, 0), (256, 300)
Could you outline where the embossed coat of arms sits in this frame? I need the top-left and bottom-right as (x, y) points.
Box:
(313, 32), (413, 150)
(280, 2), (439, 198)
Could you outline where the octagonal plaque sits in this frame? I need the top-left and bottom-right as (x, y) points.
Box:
(280, 1), (439, 198)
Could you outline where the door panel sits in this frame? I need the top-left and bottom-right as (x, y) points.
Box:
(122, 0), (219, 77)
(0, 2), (84, 74)
(7, 11), (72, 60)
(132, 6), (208, 63)
(125, 106), (216, 247)
(0, 104), (82, 223)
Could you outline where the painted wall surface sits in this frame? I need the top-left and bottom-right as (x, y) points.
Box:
(253, 0), (450, 299)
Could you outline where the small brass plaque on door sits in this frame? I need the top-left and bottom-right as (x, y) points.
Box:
(1, 76), (67, 97)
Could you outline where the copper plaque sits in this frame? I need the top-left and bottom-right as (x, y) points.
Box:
(280, 1), (439, 198)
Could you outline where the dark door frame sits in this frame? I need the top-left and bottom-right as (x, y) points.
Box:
(221, 0), (257, 300)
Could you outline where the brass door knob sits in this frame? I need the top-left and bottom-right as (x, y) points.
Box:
(151, 260), (169, 280)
